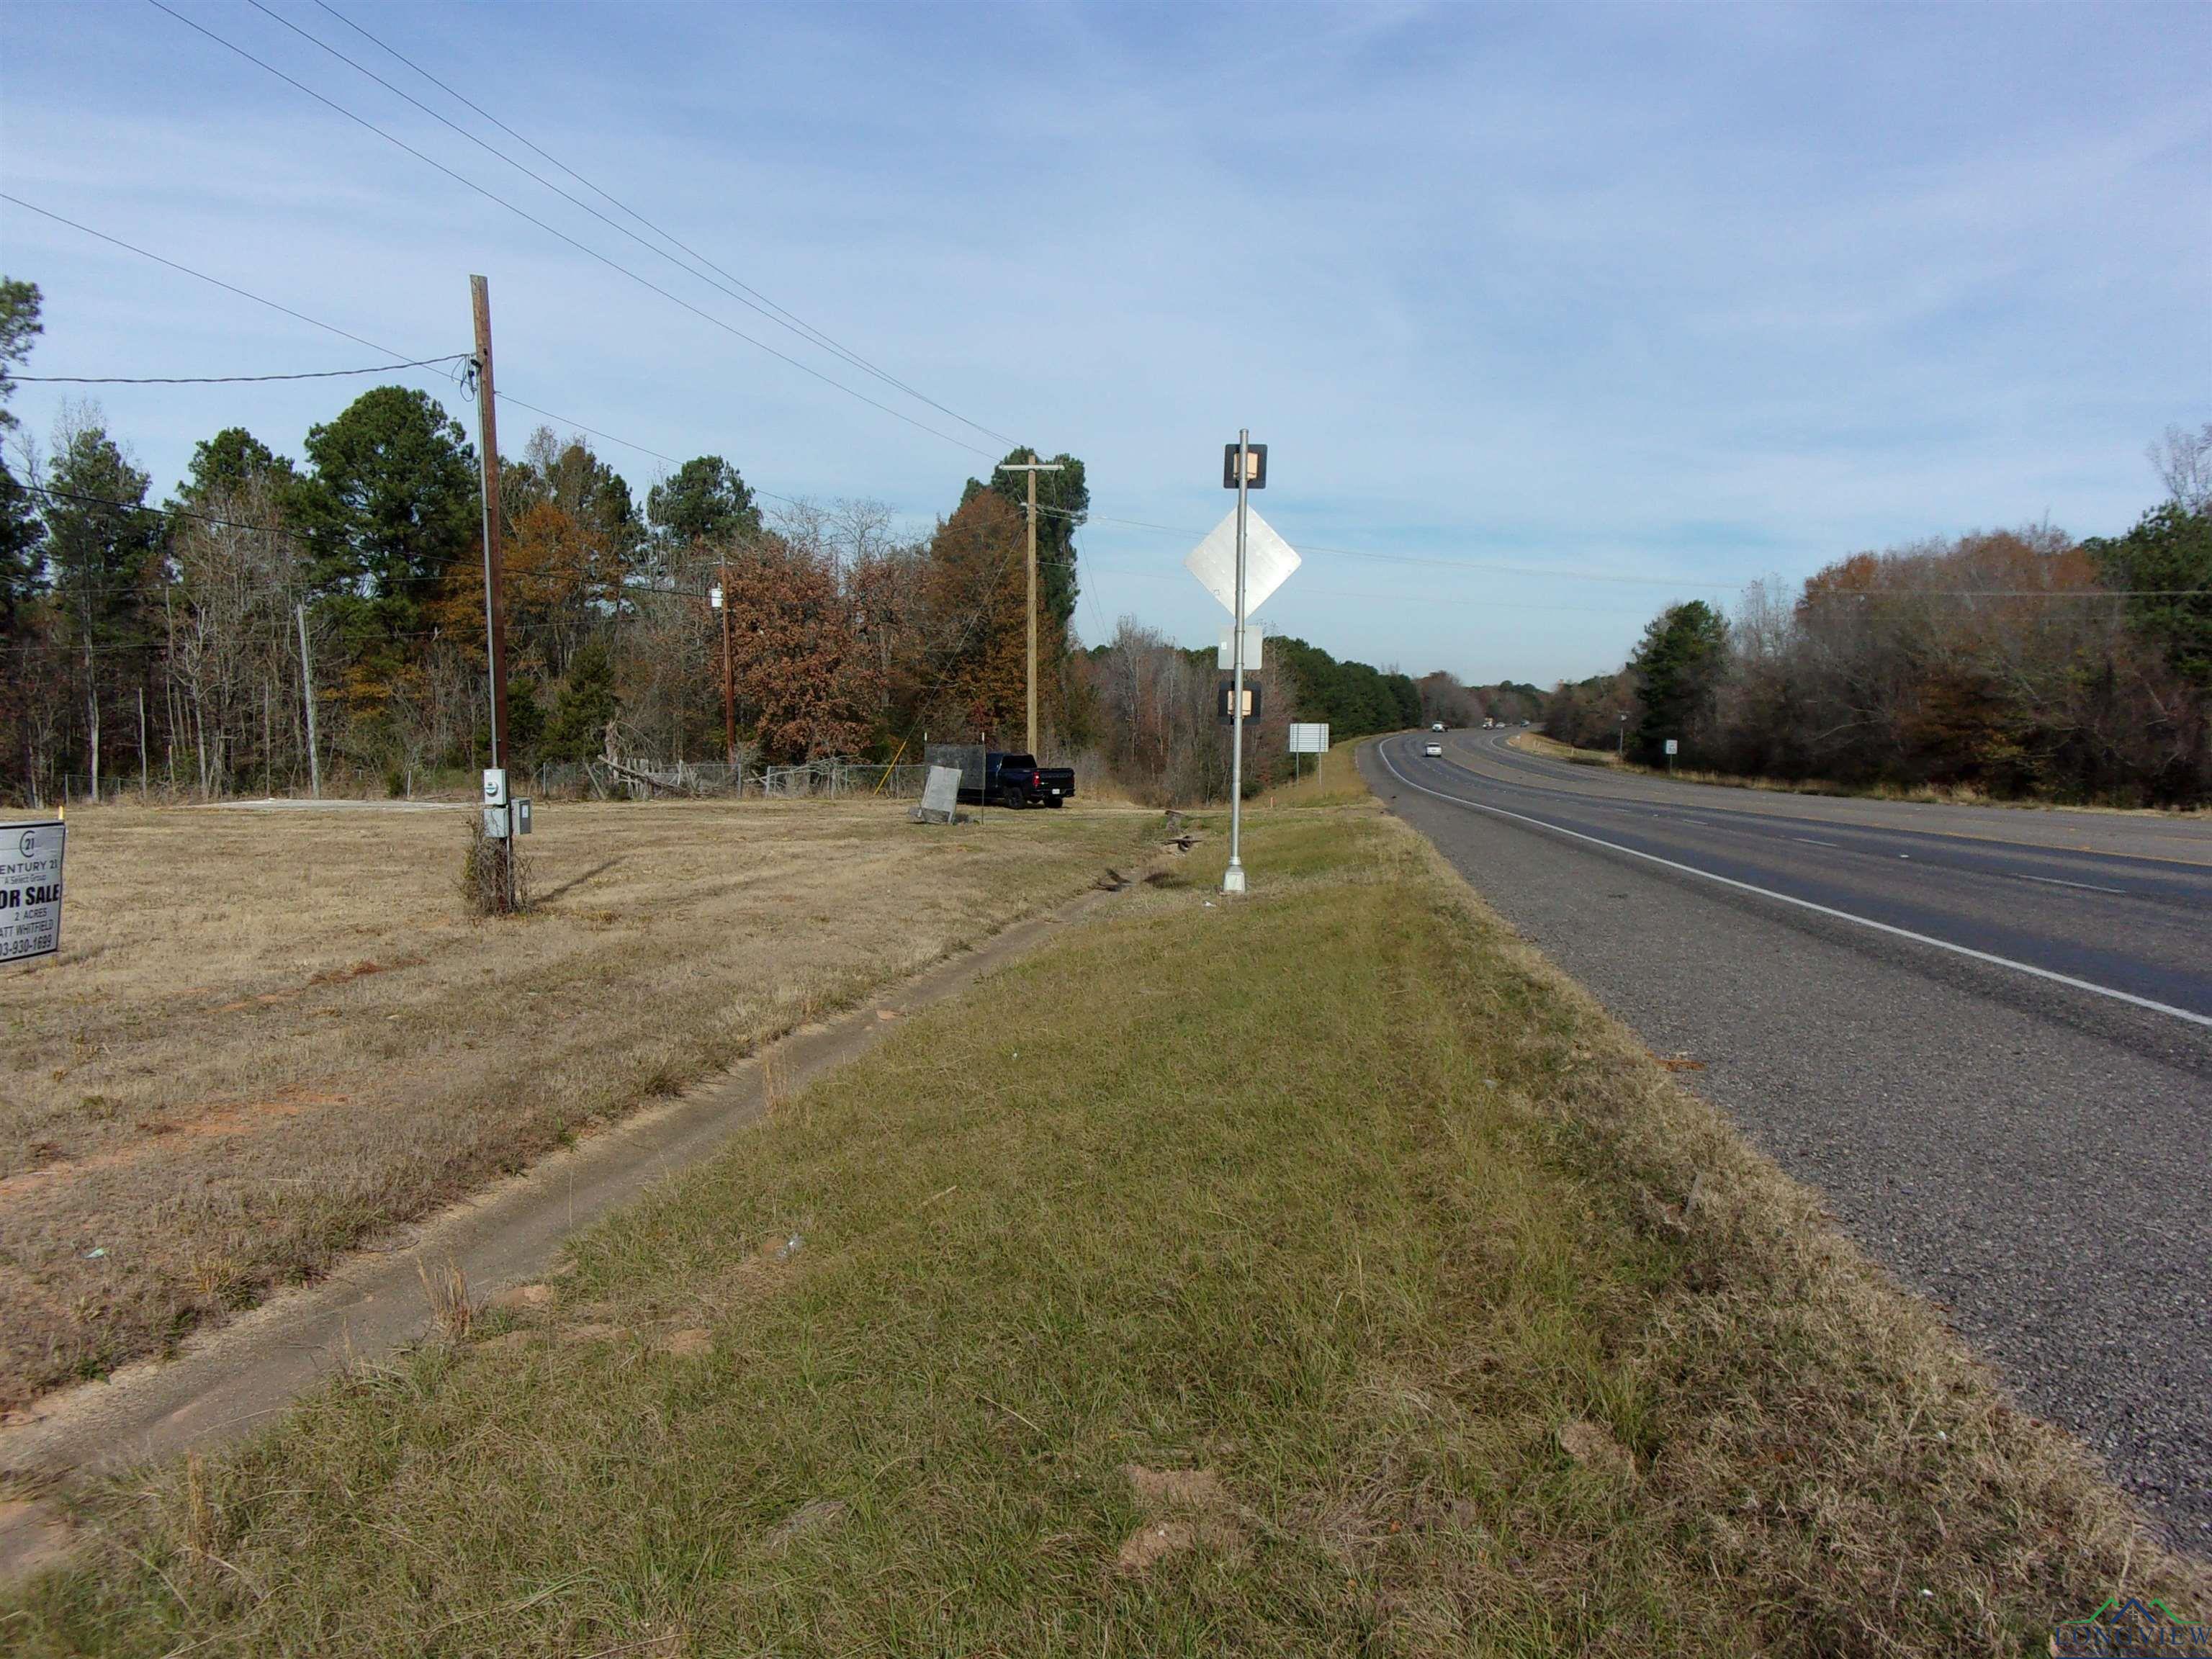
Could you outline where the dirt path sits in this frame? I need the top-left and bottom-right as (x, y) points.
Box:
(0, 873), (1149, 1581)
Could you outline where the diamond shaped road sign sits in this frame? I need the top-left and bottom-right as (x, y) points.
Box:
(1185, 506), (1300, 617)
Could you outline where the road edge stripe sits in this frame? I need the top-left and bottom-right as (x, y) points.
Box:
(1377, 739), (2212, 1031)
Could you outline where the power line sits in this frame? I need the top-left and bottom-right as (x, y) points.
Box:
(15, 354), (469, 386)
(5, 194), (822, 517)
(276, 0), (1020, 451)
(1, 194), (427, 367)
(147, 0), (999, 461)
(24, 198), (2177, 609)
(6, 194), (999, 559)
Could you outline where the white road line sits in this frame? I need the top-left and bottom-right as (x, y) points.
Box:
(1377, 740), (2211, 1031)
(1794, 837), (1840, 848)
(2015, 873), (2127, 896)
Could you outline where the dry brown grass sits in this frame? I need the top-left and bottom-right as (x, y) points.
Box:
(1514, 729), (1623, 765)
(0, 796), (1148, 1408)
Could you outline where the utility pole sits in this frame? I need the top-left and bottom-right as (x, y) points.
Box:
(295, 603), (321, 798)
(471, 275), (514, 910)
(712, 562), (734, 766)
(471, 276), (508, 775)
(994, 455), (1063, 757)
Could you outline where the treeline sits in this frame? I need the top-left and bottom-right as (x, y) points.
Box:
(0, 276), (1429, 809)
(1547, 436), (2212, 806)
(1414, 672), (1547, 728)
(0, 279), (1121, 802)
(1270, 637), (1421, 737)
(1069, 629), (1417, 806)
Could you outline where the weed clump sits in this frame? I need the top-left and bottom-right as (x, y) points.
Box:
(459, 814), (531, 917)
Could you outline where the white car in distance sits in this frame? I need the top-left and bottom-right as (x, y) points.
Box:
(1422, 741), (1444, 757)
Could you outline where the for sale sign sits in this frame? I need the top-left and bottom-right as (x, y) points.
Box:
(0, 819), (65, 964)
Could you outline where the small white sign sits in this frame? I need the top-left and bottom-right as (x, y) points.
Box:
(918, 765), (961, 824)
(482, 768), (510, 808)
(1217, 624), (1263, 671)
(1, 819), (66, 965)
(1287, 723), (1330, 755)
(1664, 739), (1679, 756)
(514, 798), (533, 836)
(1184, 506), (1300, 616)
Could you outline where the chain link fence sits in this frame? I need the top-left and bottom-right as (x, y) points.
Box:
(528, 757), (930, 802)
(14, 760), (933, 808)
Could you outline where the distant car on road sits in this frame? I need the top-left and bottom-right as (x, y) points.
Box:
(1422, 742), (1443, 757)
(1431, 722), (1445, 732)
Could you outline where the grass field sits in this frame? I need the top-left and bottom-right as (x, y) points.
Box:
(9, 797), (2198, 1656)
(0, 798), (1155, 1411)
(1268, 734), (1375, 807)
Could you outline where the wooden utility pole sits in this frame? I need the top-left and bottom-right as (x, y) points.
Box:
(717, 557), (736, 766)
(295, 603), (321, 799)
(470, 275), (508, 773)
(993, 455), (1063, 755)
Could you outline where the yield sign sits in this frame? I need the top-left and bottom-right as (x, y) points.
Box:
(1184, 506), (1301, 617)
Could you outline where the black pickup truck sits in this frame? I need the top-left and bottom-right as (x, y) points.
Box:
(925, 745), (1076, 809)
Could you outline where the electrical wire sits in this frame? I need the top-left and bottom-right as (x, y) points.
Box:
(1, 194), (869, 527)
(18, 202), (2189, 607)
(266, 0), (1020, 451)
(14, 354), (469, 386)
(1, 194), (428, 367)
(147, 0), (999, 461)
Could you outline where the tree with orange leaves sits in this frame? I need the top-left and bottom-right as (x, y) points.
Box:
(915, 490), (1061, 742)
(723, 534), (883, 762)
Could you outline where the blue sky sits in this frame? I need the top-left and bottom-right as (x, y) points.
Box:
(3, 1), (2206, 683)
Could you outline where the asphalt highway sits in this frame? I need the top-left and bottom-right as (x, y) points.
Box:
(1362, 729), (2212, 1546)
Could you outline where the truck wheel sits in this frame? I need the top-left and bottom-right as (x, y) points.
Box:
(1048, 796), (1064, 808)
(1001, 787), (1023, 810)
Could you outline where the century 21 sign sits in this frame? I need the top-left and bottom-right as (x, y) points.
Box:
(0, 819), (66, 965)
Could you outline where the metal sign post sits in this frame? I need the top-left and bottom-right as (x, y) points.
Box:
(1226, 432), (1251, 894)
(1185, 440), (1297, 897)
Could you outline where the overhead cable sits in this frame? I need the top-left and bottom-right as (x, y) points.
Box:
(14, 354), (469, 385)
(146, 0), (998, 460)
(1, 194), (422, 366)
(281, 0), (1020, 450)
